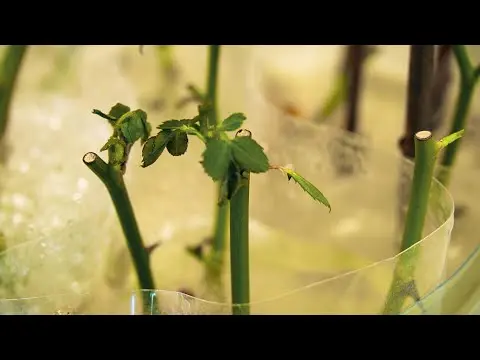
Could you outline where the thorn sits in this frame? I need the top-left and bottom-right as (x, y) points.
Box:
(145, 241), (161, 255)
(186, 243), (204, 261)
(186, 237), (213, 261)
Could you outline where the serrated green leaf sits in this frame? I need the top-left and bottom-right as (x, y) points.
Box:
(201, 139), (232, 181)
(108, 103), (131, 119)
(218, 113), (246, 131)
(140, 116), (152, 144)
(141, 131), (173, 167)
(100, 137), (123, 152)
(281, 167), (331, 212)
(167, 131), (189, 156)
(231, 137), (269, 173)
(227, 163), (243, 200)
(157, 119), (192, 130)
(119, 110), (148, 143)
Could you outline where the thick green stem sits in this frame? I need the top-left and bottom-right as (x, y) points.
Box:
(204, 45), (228, 259)
(213, 195), (228, 255)
(229, 172), (250, 315)
(0, 45), (28, 141)
(83, 152), (157, 313)
(437, 45), (479, 187)
(206, 45), (220, 128)
(384, 131), (437, 314)
(156, 46), (175, 77)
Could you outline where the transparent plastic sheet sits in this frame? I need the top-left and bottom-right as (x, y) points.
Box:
(0, 95), (116, 298)
(403, 245), (480, 315)
(402, 140), (480, 315)
(434, 141), (480, 277)
(0, 217), (113, 299)
(244, 47), (480, 314)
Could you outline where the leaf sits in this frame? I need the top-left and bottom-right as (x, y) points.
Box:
(157, 119), (192, 130)
(436, 130), (465, 154)
(226, 163), (242, 200)
(100, 137), (123, 152)
(141, 131), (173, 168)
(279, 167), (331, 212)
(167, 131), (189, 156)
(230, 137), (269, 173)
(108, 142), (126, 166)
(108, 103), (131, 120)
(201, 139), (232, 181)
(140, 114), (152, 144)
(218, 113), (246, 132)
(119, 110), (148, 144)
(142, 121), (152, 144)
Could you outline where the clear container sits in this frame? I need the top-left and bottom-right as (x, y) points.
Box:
(94, 115), (454, 314)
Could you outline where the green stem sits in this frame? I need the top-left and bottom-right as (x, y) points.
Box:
(384, 131), (437, 314)
(156, 46), (175, 75)
(0, 45), (28, 141)
(213, 197), (228, 255)
(437, 45), (480, 187)
(83, 152), (157, 313)
(229, 172), (250, 315)
(204, 45), (228, 259)
(206, 45), (220, 128)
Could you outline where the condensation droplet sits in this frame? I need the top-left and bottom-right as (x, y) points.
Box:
(12, 213), (23, 225)
(49, 116), (62, 131)
(235, 129), (252, 138)
(159, 223), (175, 242)
(70, 281), (82, 293)
(51, 216), (62, 228)
(77, 178), (89, 191)
(19, 162), (30, 174)
(11, 193), (28, 209)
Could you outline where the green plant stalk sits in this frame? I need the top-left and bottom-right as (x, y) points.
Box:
(437, 45), (480, 187)
(383, 131), (436, 314)
(205, 45), (229, 259)
(229, 172), (250, 315)
(206, 45), (220, 128)
(314, 45), (376, 123)
(156, 46), (174, 74)
(0, 45), (28, 142)
(83, 152), (157, 313)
